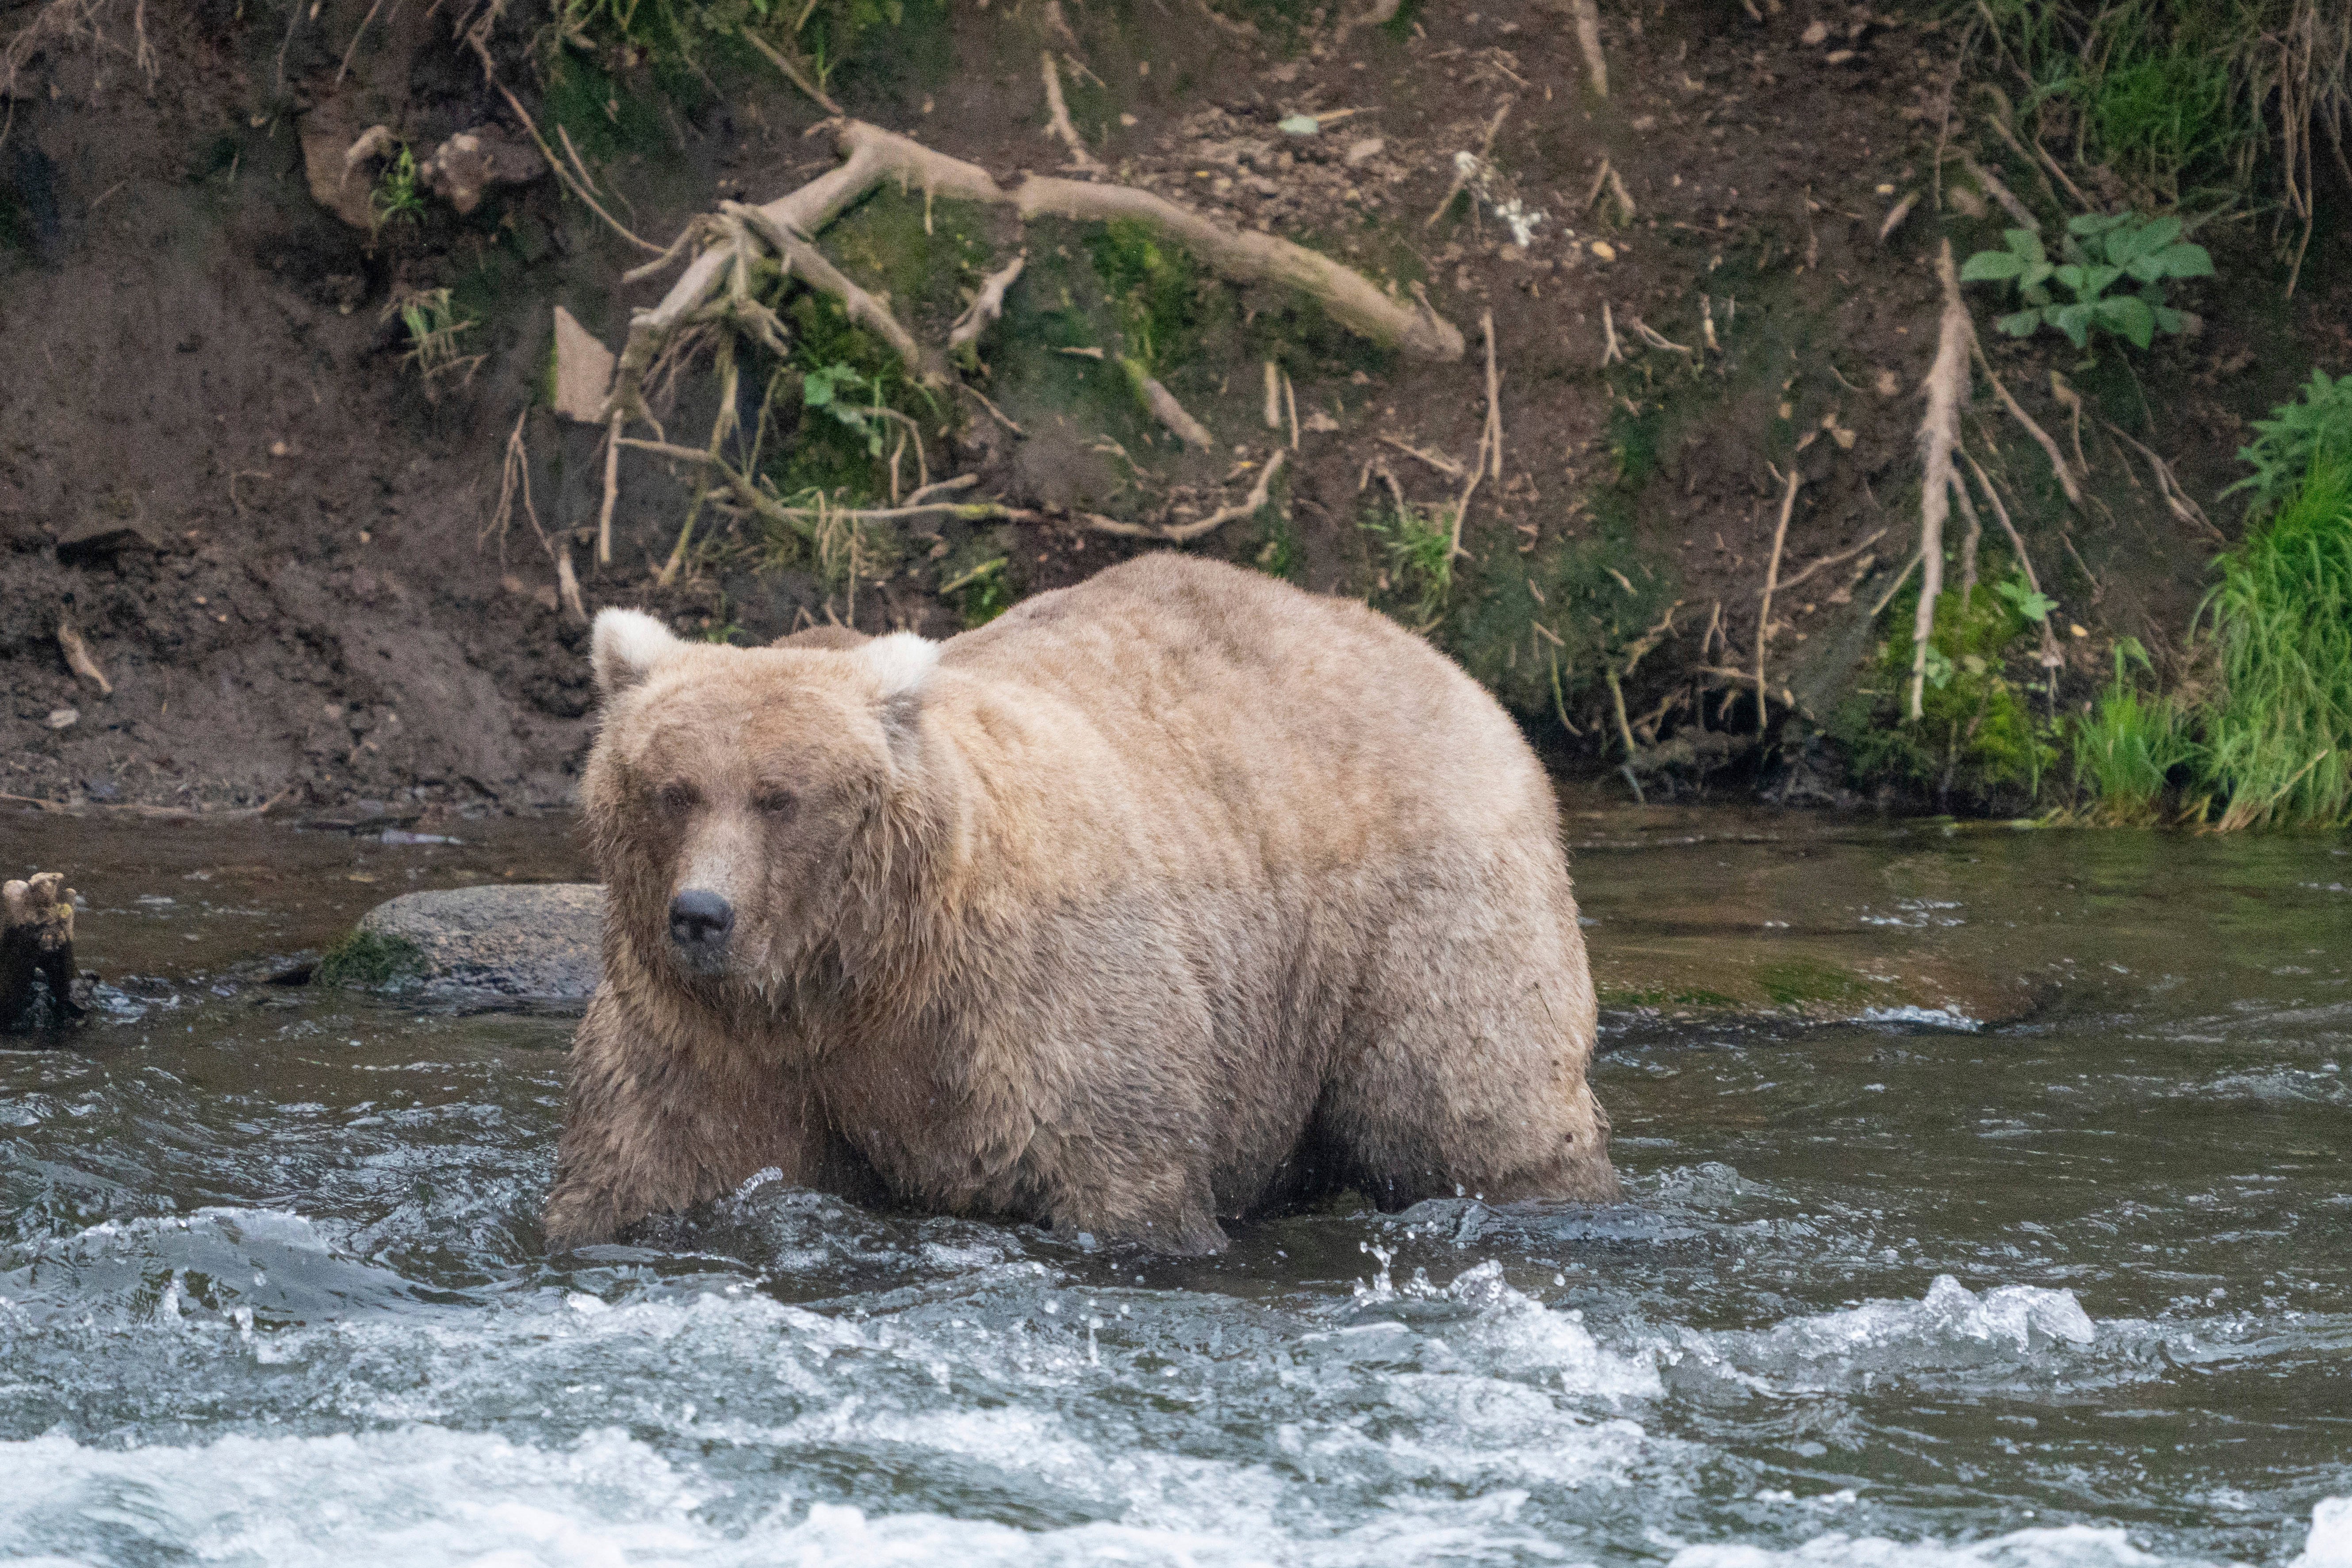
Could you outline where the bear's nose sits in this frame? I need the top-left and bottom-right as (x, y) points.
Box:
(668, 889), (734, 952)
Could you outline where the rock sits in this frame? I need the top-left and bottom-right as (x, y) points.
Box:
(1343, 135), (1384, 167)
(299, 113), (391, 230)
(550, 306), (616, 424)
(339, 883), (604, 1002)
(56, 518), (162, 565)
(418, 126), (545, 216)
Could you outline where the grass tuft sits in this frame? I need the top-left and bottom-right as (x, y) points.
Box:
(2195, 452), (2352, 830)
(2071, 639), (2194, 824)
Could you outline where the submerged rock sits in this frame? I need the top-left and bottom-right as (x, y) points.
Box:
(331, 884), (604, 1002)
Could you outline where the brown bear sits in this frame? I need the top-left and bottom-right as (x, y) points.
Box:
(544, 553), (1615, 1252)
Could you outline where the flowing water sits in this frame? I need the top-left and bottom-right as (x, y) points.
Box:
(2, 803), (2348, 1567)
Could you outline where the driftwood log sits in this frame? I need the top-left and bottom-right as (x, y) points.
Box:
(3, 871), (91, 1035)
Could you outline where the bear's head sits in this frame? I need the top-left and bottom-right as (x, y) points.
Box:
(582, 609), (939, 983)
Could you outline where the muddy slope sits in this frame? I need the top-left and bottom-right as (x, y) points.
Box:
(2, 0), (2344, 816)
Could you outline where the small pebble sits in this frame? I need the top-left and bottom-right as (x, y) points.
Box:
(1590, 239), (1616, 262)
(47, 708), (78, 730)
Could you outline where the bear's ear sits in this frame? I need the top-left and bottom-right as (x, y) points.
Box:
(592, 608), (682, 697)
(856, 631), (938, 767)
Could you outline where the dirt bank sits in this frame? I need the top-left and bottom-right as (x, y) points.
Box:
(3, 0), (2344, 818)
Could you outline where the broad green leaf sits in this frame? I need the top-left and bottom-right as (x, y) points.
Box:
(2152, 305), (2185, 335)
(1997, 307), (2044, 337)
(2053, 302), (2094, 347)
(2077, 264), (2122, 299)
(2099, 294), (2155, 349)
(1961, 249), (2026, 281)
(2022, 261), (2055, 290)
(2130, 215), (2183, 255)
(1997, 578), (2057, 622)
(2021, 282), (2053, 306)
(2004, 228), (2046, 264)
(2067, 212), (2127, 236)
(2152, 242), (2214, 279)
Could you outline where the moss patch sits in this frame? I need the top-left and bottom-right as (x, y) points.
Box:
(314, 930), (426, 989)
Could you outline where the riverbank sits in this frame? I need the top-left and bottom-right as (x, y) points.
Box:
(4, 0), (2345, 817)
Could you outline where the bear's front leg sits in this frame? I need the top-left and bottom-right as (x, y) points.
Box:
(544, 989), (851, 1249)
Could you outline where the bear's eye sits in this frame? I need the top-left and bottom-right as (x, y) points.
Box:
(752, 788), (799, 820)
(655, 782), (701, 814)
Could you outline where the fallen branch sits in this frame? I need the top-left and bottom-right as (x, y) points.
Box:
(1566, 0), (1607, 97)
(949, 252), (1026, 353)
(1600, 300), (1623, 366)
(1755, 467), (1801, 738)
(1125, 360), (1214, 448)
(1073, 449), (1286, 542)
(1909, 240), (1970, 722)
(1957, 149), (2037, 231)
(1627, 315), (1691, 355)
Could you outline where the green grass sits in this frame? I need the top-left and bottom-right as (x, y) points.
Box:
(2195, 452), (2352, 829)
(2071, 640), (2195, 824)
(1361, 495), (1455, 628)
(1756, 960), (1870, 1008)
(1972, 0), (2341, 206)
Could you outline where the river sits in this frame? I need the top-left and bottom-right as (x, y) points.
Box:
(2, 801), (2347, 1567)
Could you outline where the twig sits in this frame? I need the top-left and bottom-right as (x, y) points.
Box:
(486, 79), (663, 254)
(1868, 551), (1922, 618)
(597, 410), (622, 567)
(1957, 149), (2037, 230)
(1426, 100), (1511, 227)
(1073, 449), (1287, 542)
(334, 0), (391, 87)
(1627, 316), (1691, 355)
(737, 26), (841, 116)
(1603, 665), (1642, 802)
(1377, 433), (1465, 478)
(1283, 368), (1299, 452)
(555, 541), (586, 621)
(958, 381), (1024, 434)
(2101, 420), (2222, 543)
(1263, 361), (1283, 430)
(729, 200), (947, 387)
(1600, 300), (1623, 366)
(949, 252), (1026, 352)
(1480, 309), (1502, 480)
(1773, 527), (1889, 596)
(905, 474), (978, 506)
(1755, 467), (1801, 738)
(1966, 330), (2080, 505)
(1041, 50), (1101, 171)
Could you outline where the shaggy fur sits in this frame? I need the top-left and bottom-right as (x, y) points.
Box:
(544, 554), (1615, 1251)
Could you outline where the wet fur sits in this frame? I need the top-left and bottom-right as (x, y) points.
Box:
(544, 555), (1616, 1252)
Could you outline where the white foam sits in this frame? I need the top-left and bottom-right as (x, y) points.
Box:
(2294, 1498), (2352, 1568)
(1670, 1523), (2170, 1568)
(1858, 1006), (1984, 1032)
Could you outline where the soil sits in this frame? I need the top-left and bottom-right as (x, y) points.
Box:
(2, 0), (2346, 819)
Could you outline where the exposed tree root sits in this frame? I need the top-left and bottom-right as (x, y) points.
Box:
(950, 253), (1026, 353)
(1909, 241), (1971, 723)
(1074, 449), (1287, 543)
(1754, 467), (1802, 738)
(1041, 50), (1101, 171)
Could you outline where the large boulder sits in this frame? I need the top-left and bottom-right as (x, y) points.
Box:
(333, 884), (604, 1002)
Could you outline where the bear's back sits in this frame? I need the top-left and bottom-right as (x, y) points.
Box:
(939, 553), (1555, 863)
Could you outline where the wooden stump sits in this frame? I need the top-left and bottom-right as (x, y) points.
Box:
(2, 872), (91, 1035)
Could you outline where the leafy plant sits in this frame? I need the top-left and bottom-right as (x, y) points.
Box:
(1960, 214), (2213, 350)
(2195, 450), (2352, 830)
(801, 362), (884, 456)
(2226, 369), (2352, 520)
(1361, 498), (1455, 629)
(369, 144), (425, 233)
(2071, 638), (2194, 824)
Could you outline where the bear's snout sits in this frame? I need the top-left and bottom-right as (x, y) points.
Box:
(668, 888), (735, 967)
